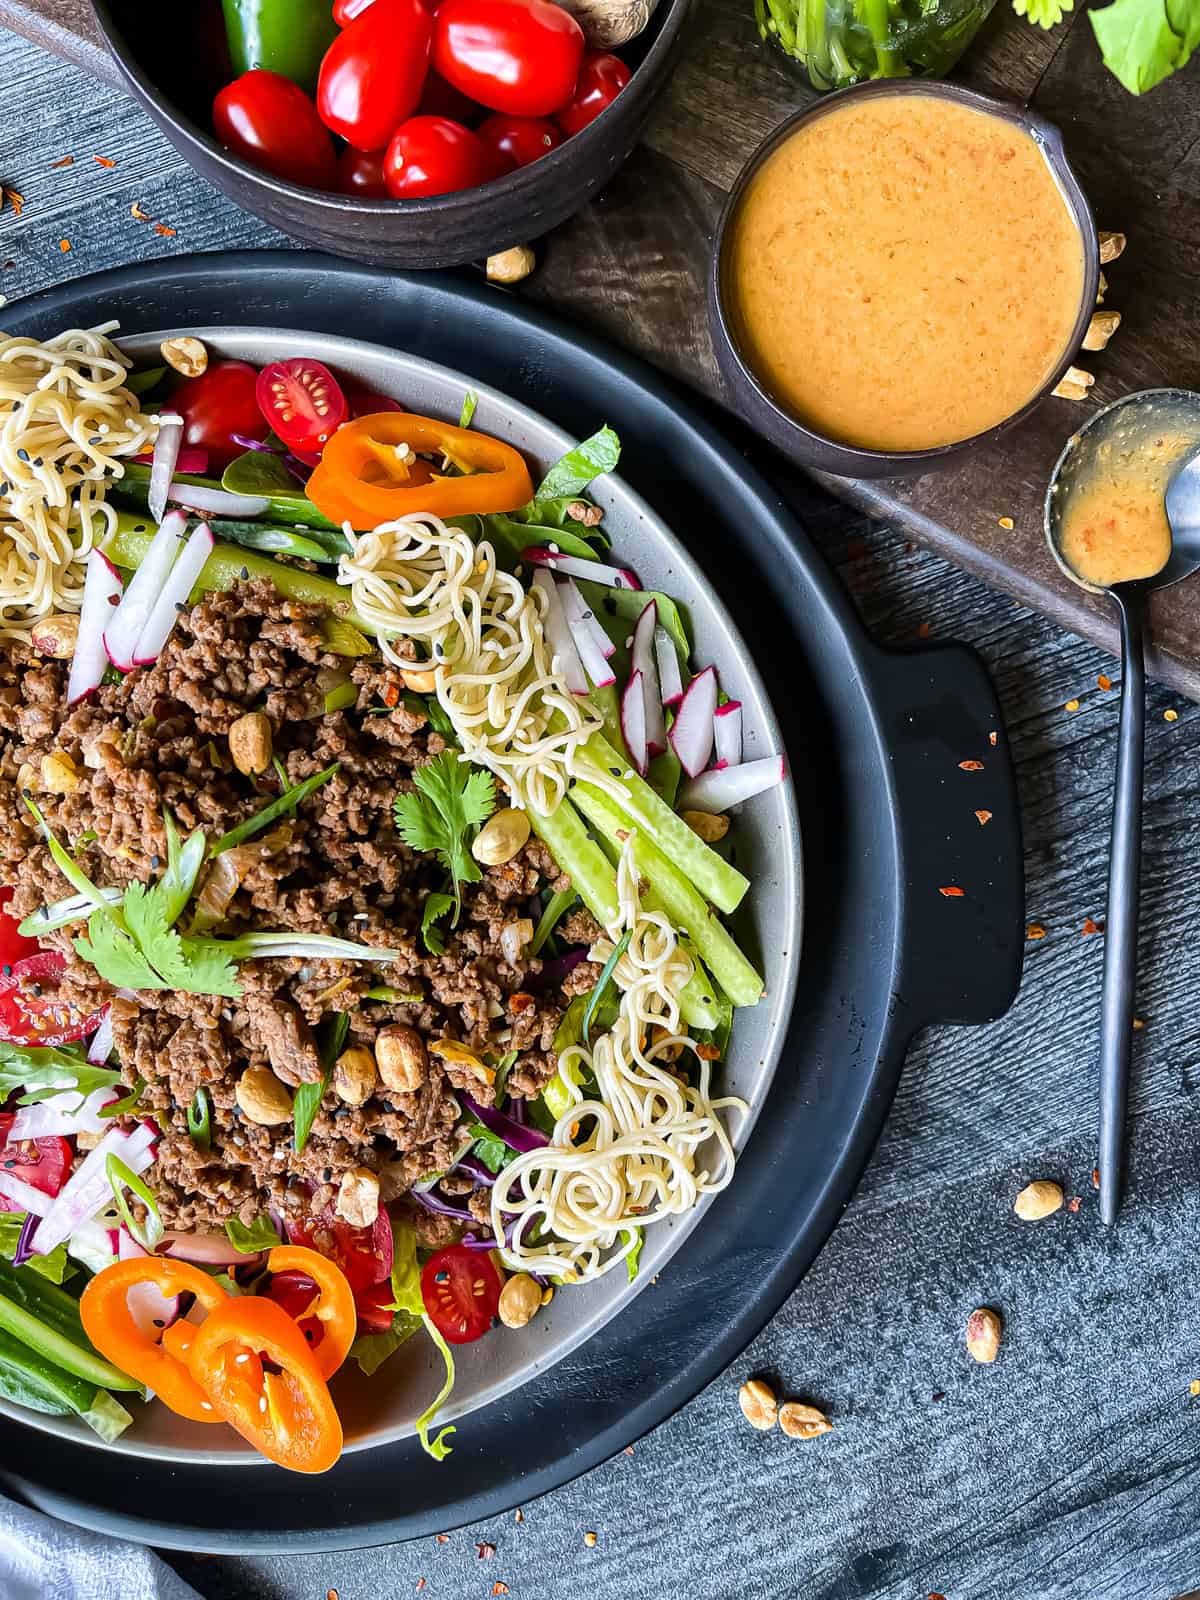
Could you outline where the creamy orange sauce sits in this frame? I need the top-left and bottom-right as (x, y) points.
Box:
(727, 94), (1086, 452)
(1058, 429), (1200, 588)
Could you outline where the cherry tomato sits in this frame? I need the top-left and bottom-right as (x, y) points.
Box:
(0, 890), (39, 973)
(213, 71), (338, 191)
(0, 953), (102, 1048)
(353, 1279), (397, 1332)
(0, 1113), (72, 1204)
(418, 66), (483, 126)
(338, 146), (390, 198)
(256, 359), (349, 458)
(421, 1245), (502, 1343)
(555, 49), (631, 137)
(383, 116), (488, 199)
(433, 0), (584, 117)
(317, 0), (434, 153)
(477, 112), (561, 169)
(334, 0), (376, 19)
(172, 360), (267, 471)
(342, 382), (406, 418)
(284, 1205), (392, 1296)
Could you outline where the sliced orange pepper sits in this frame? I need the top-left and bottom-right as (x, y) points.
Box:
(79, 1258), (229, 1424)
(186, 1296), (343, 1474)
(265, 1244), (356, 1380)
(306, 412), (534, 529)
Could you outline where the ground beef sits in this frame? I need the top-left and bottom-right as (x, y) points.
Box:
(0, 582), (576, 1231)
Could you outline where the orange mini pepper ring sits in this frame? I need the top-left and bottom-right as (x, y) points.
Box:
(266, 1244), (357, 1380)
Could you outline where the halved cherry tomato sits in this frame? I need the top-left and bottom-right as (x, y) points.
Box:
(0, 889), (40, 972)
(307, 412), (534, 527)
(383, 116), (489, 199)
(284, 1205), (392, 1296)
(0, 1113), (71, 1205)
(0, 952), (102, 1047)
(213, 70), (339, 191)
(317, 0), (434, 153)
(555, 50), (631, 137)
(337, 146), (390, 198)
(433, 0), (584, 117)
(172, 360), (267, 471)
(477, 113), (561, 168)
(256, 359), (349, 459)
(186, 1297), (343, 1472)
(80, 1258), (230, 1424)
(353, 1278), (397, 1332)
(421, 1245), (501, 1343)
(265, 1245), (356, 1379)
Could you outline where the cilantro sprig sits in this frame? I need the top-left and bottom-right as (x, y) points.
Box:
(393, 753), (496, 926)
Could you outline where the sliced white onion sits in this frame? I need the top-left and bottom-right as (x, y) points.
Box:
(157, 1230), (261, 1268)
(87, 1005), (114, 1066)
(33, 1122), (156, 1256)
(532, 570), (587, 696)
(521, 546), (640, 590)
(631, 600), (667, 758)
(558, 578), (615, 688)
(677, 754), (787, 812)
(148, 412), (183, 526)
(103, 510), (187, 671)
(713, 700), (743, 770)
(620, 669), (649, 776)
(654, 625), (684, 709)
(166, 484), (270, 518)
(10, 1085), (116, 1140)
(67, 549), (124, 704)
(133, 521), (214, 665)
(0, 1171), (52, 1216)
(669, 666), (718, 777)
(117, 1228), (181, 1336)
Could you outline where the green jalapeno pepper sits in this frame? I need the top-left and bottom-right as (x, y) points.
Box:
(221, 0), (339, 93)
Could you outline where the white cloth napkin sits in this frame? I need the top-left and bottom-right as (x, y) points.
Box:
(0, 1495), (200, 1600)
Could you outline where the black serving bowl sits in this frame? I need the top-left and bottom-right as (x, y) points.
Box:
(708, 79), (1100, 480)
(90, 0), (691, 269)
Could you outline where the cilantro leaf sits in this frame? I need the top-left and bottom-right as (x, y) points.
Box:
(394, 754), (496, 922)
(74, 910), (167, 991)
(1013, 0), (1070, 25)
(421, 891), (455, 955)
(536, 426), (621, 499)
(225, 1213), (284, 1253)
(464, 1116), (515, 1174)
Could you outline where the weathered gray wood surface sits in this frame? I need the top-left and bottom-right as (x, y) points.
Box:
(3, 28), (1200, 1600)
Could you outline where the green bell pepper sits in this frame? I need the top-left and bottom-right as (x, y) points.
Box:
(221, 0), (339, 93)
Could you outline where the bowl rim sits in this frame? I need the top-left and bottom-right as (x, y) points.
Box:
(88, 0), (690, 218)
(709, 78), (1101, 471)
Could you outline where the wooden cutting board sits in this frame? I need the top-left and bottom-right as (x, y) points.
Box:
(7, 0), (1200, 695)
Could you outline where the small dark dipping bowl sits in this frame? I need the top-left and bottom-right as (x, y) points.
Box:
(90, 0), (691, 269)
(709, 80), (1100, 480)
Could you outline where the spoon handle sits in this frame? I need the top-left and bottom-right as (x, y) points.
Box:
(1098, 586), (1147, 1225)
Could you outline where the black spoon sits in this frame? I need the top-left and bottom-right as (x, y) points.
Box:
(1045, 389), (1200, 1225)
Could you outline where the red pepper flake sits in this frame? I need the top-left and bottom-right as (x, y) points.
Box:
(1067, 1196), (1081, 1213)
(958, 759), (984, 771)
(154, 223), (177, 237)
(514, 1508), (524, 1522)
(1097, 673), (1113, 691)
(476, 1542), (497, 1559)
(1081, 917), (1103, 936)
(695, 1042), (721, 1060)
(130, 201), (151, 220)
(1026, 923), (1047, 940)
(92, 155), (116, 168)
(3, 189), (24, 216)
(51, 155), (74, 168)
(327, 1591), (339, 1600)
(492, 1585), (510, 1597)
(382, 680), (401, 707)
(974, 809), (992, 826)
(916, 621), (931, 639)
(416, 1582), (427, 1594)
(623, 1445), (634, 1456)
(939, 886), (964, 898)
(435, 1534), (449, 1544)
(988, 731), (998, 746)
(58, 239), (71, 253)
(509, 991), (535, 1013)
(1092, 1167), (1100, 1189)
(929, 1593), (947, 1600)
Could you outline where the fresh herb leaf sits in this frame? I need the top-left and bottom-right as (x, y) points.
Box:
(1013, 0), (1069, 23)
(583, 930), (630, 1044)
(98, 1075), (145, 1120)
(107, 1154), (163, 1250)
(187, 1087), (211, 1152)
(317, 1012), (351, 1071)
(292, 1076), (327, 1155)
(74, 910), (166, 991)
(224, 1214), (283, 1254)
(421, 891), (455, 955)
(623, 1226), (643, 1282)
(1088, 0), (1198, 90)
(159, 809), (206, 926)
(458, 391), (478, 429)
(530, 887), (577, 956)
(493, 1049), (518, 1100)
(403, 690), (456, 740)
(0, 1042), (120, 1108)
(417, 1313), (457, 1461)
(536, 426), (620, 499)
(211, 762), (339, 856)
(464, 1116), (515, 1174)
(393, 754), (496, 923)
(0, 1213), (69, 1282)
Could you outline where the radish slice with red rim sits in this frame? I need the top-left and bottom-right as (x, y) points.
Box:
(156, 1229), (263, 1269)
(521, 547), (641, 591)
(631, 600), (667, 757)
(532, 570), (588, 695)
(147, 412), (183, 526)
(677, 754), (787, 812)
(621, 669), (649, 775)
(133, 446), (209, 476)
(166, 484), (271, 518)
(103, 510), (187, 671)
(713, 700), (743, 770)
(67, 549), (123, 704)
(558, 577), (616, 687)
(668, 666), (718, 777)
(133, 521), (214, 665)
(654, 625), (684, 709)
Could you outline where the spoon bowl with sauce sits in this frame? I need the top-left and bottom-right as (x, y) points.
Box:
(1045, 388), (1200, 1225)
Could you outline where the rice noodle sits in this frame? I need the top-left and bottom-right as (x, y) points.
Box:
(489, 837), (746, 1282)
(0, 324), (157, 640)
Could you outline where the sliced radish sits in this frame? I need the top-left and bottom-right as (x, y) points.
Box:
(713, 700), (743, 770)
(533, 570), (589, 695)
(654, 625), (684, 709)
(558, 577), (616, 689)
(33, 1122), (156, 1255)
(117, 1227), (182, 1336)
(67, 549), (123, 704)
(678, 754), (787, 812)
(631, 600), (667, 758)
(133, 446), (208, 476)
(132, 521), (214, 665)
(669, 666), (718, 777)
(166, 484), (270, 518)
(521, 547), (641, 591)
(621, 669), (649, 775)
(103, 510), (186, 671)
(148, 412), (183, 526)
(11, 1085), (116, 1140)
(87, 1005), (114, 1066)
(157, 1230), (263, 1269)
(65, 1218), (119, 1275)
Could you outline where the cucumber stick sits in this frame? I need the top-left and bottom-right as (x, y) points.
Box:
(0, 1258), (140, 1392)
(0, 1324), (133, 1439)
(527, 793), (621, 929)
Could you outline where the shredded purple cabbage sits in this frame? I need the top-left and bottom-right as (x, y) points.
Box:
(507, 1096), (529, 1126)
(230, 433), (279, 455)
(461, 1093), (549, 1154)
(411, 1186), (475, 1222)
(12, 1212), (38, 1268)
(456, 1153), (498, 1187)
(527, 948), (588, 990)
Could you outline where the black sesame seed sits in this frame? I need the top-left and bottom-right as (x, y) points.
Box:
(134, 523), (147, 533)
(1, 966), (9, 978)
(87, 436), (102, 446)
(0, 482), (8, 496)
(28, 984), (41, 997)
(32, 456), (43, 468)
(150, 854), (161, 869)
(174, 601), (185, 613)
(15, 449), (29, 462)
(240, 567), (250, 581)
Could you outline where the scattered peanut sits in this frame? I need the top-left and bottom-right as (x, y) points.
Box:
(682, 809), (730, 842)
(1098, 230), (1126, 264)
(472, 807), (531, 866)
(498, 1273), (542, 1329)
(336, 1165), (380, 1228)
(30, 614), (79, 658)
(227, 711), (273, 776)
(1082, 309), (1122, 351)
(1052, 365), (1095, 402)
(160, 335), (208, 378)
(966, 1307), (1002, 1364)
(1097, 270), (1108, 305)
(738, 1378), (778, 1431)
(400, 665), (439, 694)
(486, 245), (536, 285)
(333, 1045), (377, 1107)
(40, 750), (79, 794)
(565, 500), (603, 526)
(376, 1025), (428, 1093)
(235, 1065), (293, 1126)
(779, 1401), (832, 1440)
(1014, 1179), (1064, 1221)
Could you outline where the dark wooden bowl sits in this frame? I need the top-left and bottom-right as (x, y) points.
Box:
(89, 0), (691, 269)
